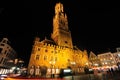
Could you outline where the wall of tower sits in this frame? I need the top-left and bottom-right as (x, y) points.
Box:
(57, 29), (73, 48)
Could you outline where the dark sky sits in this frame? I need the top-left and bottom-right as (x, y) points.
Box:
(0, 1), (120, 65)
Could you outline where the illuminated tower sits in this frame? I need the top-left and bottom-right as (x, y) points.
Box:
(51, 2), (73, 48)
(28, 2), (89, 76)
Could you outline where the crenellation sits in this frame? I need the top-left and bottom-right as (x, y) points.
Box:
(44, 43), (47, 46)
(59, 46), (62, 49)
(48, 44), (50, 47)
(50, 44), (52, 48)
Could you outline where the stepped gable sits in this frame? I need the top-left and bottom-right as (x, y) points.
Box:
(41, 37), (56, 45)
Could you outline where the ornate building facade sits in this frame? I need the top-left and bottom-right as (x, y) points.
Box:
(89, 51), (101, 68)
(28, 2), (89, 75)
(98, 52), (116, 67)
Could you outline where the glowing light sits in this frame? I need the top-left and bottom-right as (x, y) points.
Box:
(63, 69), (71, 72)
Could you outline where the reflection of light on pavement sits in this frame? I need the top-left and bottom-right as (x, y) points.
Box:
(63, 76), (73, 80)
(4, 78), (65, 80)
(0, 74), (7, 80)
(1, 77), (4, 80)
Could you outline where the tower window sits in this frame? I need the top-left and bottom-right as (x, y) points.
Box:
(0, 48), (3, 53)
(65, 41), (68, 44)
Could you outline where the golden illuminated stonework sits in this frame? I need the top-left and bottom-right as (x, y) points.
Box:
(28, 2), (89, 76)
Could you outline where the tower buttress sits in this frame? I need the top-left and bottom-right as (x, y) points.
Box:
(51, 2), (73, 48)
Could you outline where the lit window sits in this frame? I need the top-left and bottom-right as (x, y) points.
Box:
(111, 61), (114, 63)
(105, 62), (107, 64)
(110, 57), (112, 59)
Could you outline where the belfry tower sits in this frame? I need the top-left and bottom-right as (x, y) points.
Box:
(51, 2), (73, 48)
(28, 2), (89, 76)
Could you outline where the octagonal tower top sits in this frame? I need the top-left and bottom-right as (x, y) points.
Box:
(55, 2), (64, 14)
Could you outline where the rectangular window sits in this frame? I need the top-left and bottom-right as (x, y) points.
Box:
(36, 55), (40, 60)
(0, 44), (4, 46)
(44, 56), (47, 60)
(0, 48), (3, 53)
(38, 48), (40, 51)
(0, 58), (3, 64)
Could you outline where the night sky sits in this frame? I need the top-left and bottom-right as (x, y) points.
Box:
(0, 1), (120, 66)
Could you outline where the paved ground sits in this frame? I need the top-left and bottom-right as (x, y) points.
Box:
(4, 71), (120, 80)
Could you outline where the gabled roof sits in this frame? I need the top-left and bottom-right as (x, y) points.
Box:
(89, 51), (97, 58)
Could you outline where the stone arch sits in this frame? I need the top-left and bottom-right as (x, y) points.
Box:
(29, 65), (35, 77)
(35, 65), (41, 77)
(40, 66), (48, 78)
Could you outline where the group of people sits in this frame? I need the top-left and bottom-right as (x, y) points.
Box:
(93, 67), (120, 76)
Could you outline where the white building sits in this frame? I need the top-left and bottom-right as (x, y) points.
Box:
(0, 38), (17, 74)
(113, 52), (120, 64)
(97, 52), (116, 68)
